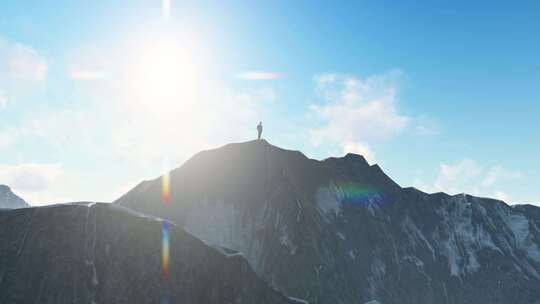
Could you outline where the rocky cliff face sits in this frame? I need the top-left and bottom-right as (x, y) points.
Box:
(0, 203), (298, 304)
(0, 185), (29, 209)
(117, 140), (540, 304)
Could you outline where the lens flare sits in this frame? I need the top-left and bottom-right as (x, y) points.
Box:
(161, 170), (171, 302)
(162, 221), (170, 278)
(338, 184), (380, 204)
(162, 172), (170, 205)
(317, 181), (385, 208)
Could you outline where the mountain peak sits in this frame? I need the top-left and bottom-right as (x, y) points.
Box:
(322, 153), (370, 167)
(184, 140), (312, 172)
(115, 140), (540, 304)
(0, 185), (29, 209)
(215, 139), (304, 155)
(344, 153), (370, 165)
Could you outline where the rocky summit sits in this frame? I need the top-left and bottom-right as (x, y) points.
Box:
(0, 203), (298, 304)
(0, 185), (29, 209)
(117, 140), (540, 304)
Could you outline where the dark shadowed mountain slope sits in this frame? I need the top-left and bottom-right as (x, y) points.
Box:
(0, 185), (29, 209)
(0, 202), (300, 304)
(116, 140), (540, 304)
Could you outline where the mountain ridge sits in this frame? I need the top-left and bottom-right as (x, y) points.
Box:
(119, 139), (524, 205)
(116, 140), (540, 304)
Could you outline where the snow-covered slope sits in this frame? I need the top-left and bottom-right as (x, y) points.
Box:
(116, 140), (540, 304)
(0, 185), (29, 209)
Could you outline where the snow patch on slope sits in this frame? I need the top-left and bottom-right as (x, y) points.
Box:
(315, 182), (343, 221)
(433, 196), (502, 278)
(507, 213), (540, 263)
(367, 254), (387, 297)
(288, 296), (309, 303)
(279, 231), (298, 255)
(402, 215), (436, 261)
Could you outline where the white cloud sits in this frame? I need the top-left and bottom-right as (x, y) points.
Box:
(0, 38), (47, 114)
(415, 158), (522, 203)
(434, 159), (482, 193)
(64, 44), (110, 81)
(238, 72), (283, 80)
(0, 163), (78, 205)
(342, 141), (376, 164)
(67, 69), (106, 80)
(0, 38), (47, 82)
(494, 191), (511, 202)
(309, 71), (411, 162)
(0, 163), (64, 204)
(482, 165), (522, 187)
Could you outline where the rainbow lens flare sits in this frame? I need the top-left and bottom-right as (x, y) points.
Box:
(162, 172), (170, 206)
(162, 221), (170, 278)
(317, 181), (386, 208)
(338, 183), (380, 205)
(161, 167), (172, 302)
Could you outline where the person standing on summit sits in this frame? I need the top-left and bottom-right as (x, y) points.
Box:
(257, 122), (263, 140)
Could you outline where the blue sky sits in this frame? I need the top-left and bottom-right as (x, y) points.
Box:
(0, 0), (539, 205)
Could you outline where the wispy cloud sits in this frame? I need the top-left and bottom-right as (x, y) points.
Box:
(0, 38), (47, 82)
(67, 69), (106, 80)
(237, 71), (283, 80)
(0, 39), (47, 151)
(342, 141), (376, 164)
(309, 70), (411, 163)
(413, 158), (522, 203)
(494, 191), (511, 202)
(0, 38), (47, 115)
(482, 165), (522, 187)
(0, 163), (63, 192)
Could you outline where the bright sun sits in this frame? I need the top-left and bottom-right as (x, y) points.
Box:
(126, 36), (205, 111)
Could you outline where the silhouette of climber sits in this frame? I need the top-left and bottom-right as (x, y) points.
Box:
(257, 121), (263, 140)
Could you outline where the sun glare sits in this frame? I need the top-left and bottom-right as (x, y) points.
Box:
(132, 42), (200, 97)
(125, 36), (205, 113)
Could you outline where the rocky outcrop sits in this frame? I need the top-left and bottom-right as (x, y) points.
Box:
(0, 185), (29, 209)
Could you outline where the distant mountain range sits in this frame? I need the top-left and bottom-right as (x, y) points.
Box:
(117, 140), (540, 304)
(0, 185), (29, 209)
(1, 140), (539, 304)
